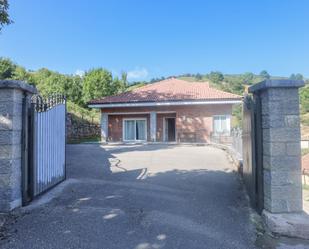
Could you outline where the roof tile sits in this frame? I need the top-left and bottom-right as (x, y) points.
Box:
(89, 78), (242, 104)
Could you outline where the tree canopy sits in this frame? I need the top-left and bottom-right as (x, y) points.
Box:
(209, 71), (224, 84)
(0, 58), (130, 107)
(290, 73), (304, 81)
(0, 57), (16, 78)
(300, 85), (309, 113)
(241, 72), (254, 85)
(82, 68), (117, 104)
(0, 0), (12, 31)
(195, 73), (203, 81)
(259, 70), (270, 79)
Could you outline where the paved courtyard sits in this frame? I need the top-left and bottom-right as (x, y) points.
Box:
(1, 144), (257, 249)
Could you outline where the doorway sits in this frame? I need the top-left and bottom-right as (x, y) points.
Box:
(164, 118), (176, 142)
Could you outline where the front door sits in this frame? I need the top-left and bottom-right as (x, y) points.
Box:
(165, 118), (176, 142)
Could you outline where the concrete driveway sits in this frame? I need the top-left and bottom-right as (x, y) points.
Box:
(1, 144), (256, 249)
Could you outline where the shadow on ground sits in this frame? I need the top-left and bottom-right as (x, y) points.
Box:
(1, 144), (257, 249)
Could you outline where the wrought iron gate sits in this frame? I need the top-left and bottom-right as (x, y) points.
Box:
(242, 94), (264, 213)
(24, 94), (66, 203)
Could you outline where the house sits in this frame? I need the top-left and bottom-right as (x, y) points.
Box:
(88, 78), (242, 143)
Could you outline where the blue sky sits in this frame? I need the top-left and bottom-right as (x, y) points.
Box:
(1, 0), (308, 81)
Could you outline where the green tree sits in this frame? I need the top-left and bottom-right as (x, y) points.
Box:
(209, 71), (224, 84)
(150, 77), (165, 83)
(12, 66), (31, 82)
(241, 72), (254, 85)
(0, 0), (12, 31)
(112, 76), (126, 94)
(64, 75), (83, 105)
(82, 68), (114, 104)
(30, 68), (55, 93)
(290, 73), (296, 80)
(30, 68), (84, 105)
(0, 57), (16, 79)
(126, 81), (146, 91)
(121, 71), (127, 86)
(36, 72), (67, 96)
(290, 73), (304, 81)
(259, 70), (270, 79)
(119, 71), (128, 92)
(295, 73), (304, 80)
(31, 68), (53, 82)
(230, 80), (244, 95)
(195, 73), (202, 81)
(300, 85), (309, 113)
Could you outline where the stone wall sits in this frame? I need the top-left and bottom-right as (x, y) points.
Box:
(0, 80), (36, 212)
(249, 81), (304, 213)
(66, 113), (100, 141)
(248, 80), (309, 239)
(260, 88), (302, 213)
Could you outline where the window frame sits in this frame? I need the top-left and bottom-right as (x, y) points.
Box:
(122, 118), (148, 142)
(213, 115), (231, 135)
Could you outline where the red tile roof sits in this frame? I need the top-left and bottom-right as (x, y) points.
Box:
(89, 78), (242, 105)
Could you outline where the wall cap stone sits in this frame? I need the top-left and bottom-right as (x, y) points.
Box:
(249, 79), (304, 93)
(0, 80), (37, 94)
(262, 210), (309, 239)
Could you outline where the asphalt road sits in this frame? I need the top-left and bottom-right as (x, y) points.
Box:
(1, 144), (257, 249)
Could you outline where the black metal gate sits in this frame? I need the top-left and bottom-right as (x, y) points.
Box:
(22, 94), (66, 204)
(242, 94), (264, 213)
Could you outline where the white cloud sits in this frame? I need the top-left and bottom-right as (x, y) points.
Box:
(74, 70), (85, 77)
(127, 68), (148, 80)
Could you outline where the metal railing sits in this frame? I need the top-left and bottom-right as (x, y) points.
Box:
(231, 127), (243, 160)
(210, 128), (243, 160)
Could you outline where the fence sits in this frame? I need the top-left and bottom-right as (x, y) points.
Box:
(210, 133), (232, 144)
(231, 128), (243, 160)
(210, 128), (243, 160)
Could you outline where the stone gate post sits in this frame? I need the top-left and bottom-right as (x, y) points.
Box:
(249, 80), (309, 238)
(0, 80), (37, 212)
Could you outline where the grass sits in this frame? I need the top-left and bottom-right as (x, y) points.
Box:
(67, 136), (101, 144)
(126, 82), (146, 91)
(301, 113), (309, 128)
(303, 184), (309, 191)
(67, 101), (100, 124)
(178, 76), (209, 82)
(302, 148), (309, 156)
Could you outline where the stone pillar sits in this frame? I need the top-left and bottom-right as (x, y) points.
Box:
(150, 112), (157, 142)
(249, 80), (309, 239)
(0, 80), (37, 212)
(101, 112), (108, 142)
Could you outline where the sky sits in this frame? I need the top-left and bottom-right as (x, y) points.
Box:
(1, 0), (309, 81)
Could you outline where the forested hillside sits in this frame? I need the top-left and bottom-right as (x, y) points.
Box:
(0, 57), (134, 123)
(0, 57), (308, 136)
(177, 72), (309, 137)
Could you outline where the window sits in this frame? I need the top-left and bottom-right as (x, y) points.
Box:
(123, 119), (147, 141)
(213, 115), (230, 135)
